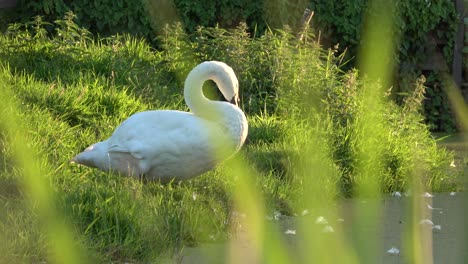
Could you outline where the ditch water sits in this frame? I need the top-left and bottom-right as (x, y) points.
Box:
(178, 193), (467, 264)
(177, 135), (468, 264)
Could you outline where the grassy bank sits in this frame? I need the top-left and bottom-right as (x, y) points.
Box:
(0, 14), (460, 262)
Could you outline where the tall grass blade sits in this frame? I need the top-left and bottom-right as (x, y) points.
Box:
(355, 0), (397, 262)
(0, 67), (86, 264)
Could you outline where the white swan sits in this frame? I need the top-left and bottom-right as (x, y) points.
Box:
(72, 61), (248, 182)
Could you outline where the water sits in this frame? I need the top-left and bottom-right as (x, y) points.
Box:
(176, 135), (468, 263)
(178, 193), (467, 264)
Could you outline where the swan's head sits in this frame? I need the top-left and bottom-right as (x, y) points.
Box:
(71, 142), (109, 170)
(199, 61), (240, 106)
(215, 63), (239, 106)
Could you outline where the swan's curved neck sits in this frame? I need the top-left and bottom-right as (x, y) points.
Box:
(184, 62), (248, 152)
(184, 63), (231, 117)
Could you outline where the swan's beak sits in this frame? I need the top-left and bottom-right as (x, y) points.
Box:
(229, 95), (239, 106)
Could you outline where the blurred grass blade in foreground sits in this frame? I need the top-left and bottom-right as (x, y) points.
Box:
(356, 0), (396, 262)
(0, 66), (86, 264)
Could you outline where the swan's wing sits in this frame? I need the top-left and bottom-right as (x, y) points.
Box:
(118, 120), (226, 163)
(105, 144), (145, 175)
(106, 110), (230, 178)
(108, 144), (144, 159)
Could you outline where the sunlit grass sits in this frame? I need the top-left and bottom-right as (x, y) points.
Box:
(0, 6), (464, 263)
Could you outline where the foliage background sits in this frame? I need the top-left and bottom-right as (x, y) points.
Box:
(7, 0), (460, 132)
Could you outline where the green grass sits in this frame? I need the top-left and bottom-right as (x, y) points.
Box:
(0, 13), (462, 262)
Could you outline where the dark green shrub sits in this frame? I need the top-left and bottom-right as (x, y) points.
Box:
(310, 0), (458, 132)
(13, 0), (304, 37)
(422, 73), (457, 132)
(310, 0), (457, 67)
(16, 0), (152, 38)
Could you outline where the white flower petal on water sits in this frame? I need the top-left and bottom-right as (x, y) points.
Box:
(421, 192), (434, 198)
(391, 191), (402, 197)
(432, 225), (442, 232)
(450, 192), (457, 196)
(274, 211), (282, 221)
(322, 225), (335, 233)
(426, 203), (442, 210)
(284, 229), (296, 235)
(301, 209), (310, 216)
(387, 247), (400, 255)
(315, 216), (328, 225)
(419, 219), (434, 226)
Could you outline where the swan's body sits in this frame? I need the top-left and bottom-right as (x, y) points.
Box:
(72, 61), (248, 182)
